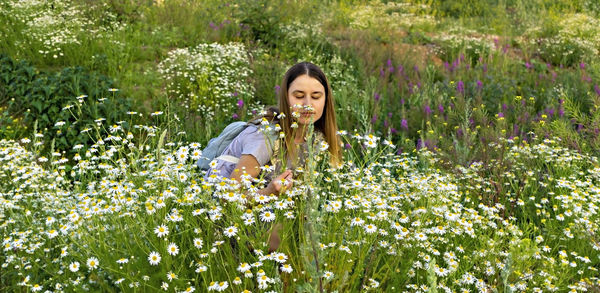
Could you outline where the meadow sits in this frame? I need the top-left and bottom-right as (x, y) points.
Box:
(1, 0), (600, 292)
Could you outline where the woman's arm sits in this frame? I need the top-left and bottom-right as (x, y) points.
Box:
(230, 155), (293, 198)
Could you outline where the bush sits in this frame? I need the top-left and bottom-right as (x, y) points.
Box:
(0, 54), (132, 154)
(157, 42), (259, 139)
(522, 13), (600, 66)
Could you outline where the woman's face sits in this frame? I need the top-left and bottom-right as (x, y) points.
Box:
(287, 74), (326, 126)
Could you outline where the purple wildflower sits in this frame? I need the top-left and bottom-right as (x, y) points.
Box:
(416, 139), (423, 150)
(595, 84), (600, 96)
(476, 80), (483, 90)
(456, 81), (465, 95)
(345, 143), (351, 149)
(438, 104), (444, 114)
(424, 105), (432, 116)
(237, 99), (244, 108)
(580, 62), (585, 70)
(452, 59), (459, 68)
(401, 119), (408, 130)
(497, 112), (504, 118)
(374, 93), (380, 102)
(274, 85), (280, 93)
(232, 113), (239, 119)
(371, 115), (377, 124)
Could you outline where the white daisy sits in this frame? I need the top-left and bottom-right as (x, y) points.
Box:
(364, 224), (377, 234)
(193, 238), (203, 249)
(167, 243), (179, 256)
(273, 252), (288, 263)
(148, 251), (161, 265)
(69, 261), (80, 272)
(87, 257), (99, 270)
(319, 141), (329, 152)
(260, 211), (276, 222)
(223, 226), (238, 238)
(154, 225), (169, 238)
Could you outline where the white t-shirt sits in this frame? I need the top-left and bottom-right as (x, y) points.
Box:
(204, 124), (273, 179)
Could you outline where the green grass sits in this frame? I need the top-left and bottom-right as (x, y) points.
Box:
(1, 0), (600, 291)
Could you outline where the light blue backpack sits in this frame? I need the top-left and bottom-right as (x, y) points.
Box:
(196, 120), (279, 171)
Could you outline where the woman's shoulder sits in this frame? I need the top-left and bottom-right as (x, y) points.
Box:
(237, 123), (267, 141)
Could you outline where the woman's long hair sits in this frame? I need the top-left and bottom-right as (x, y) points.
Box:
(276, 62), (342, 167)
(250, 62), (342, 167)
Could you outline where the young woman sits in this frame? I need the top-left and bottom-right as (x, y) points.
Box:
(204, 61), (342, 198)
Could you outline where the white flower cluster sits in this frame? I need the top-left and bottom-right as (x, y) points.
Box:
(347, 1), (438, 31)
(430, 25), (495, 59)
(521, 13), (600, 62)
(157, 42), (256, 120)
(1, 0), (124, 58)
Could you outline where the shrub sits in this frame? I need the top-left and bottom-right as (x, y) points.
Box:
(0, 54), (132, 154)
(522, 13), (600, 66)
(157, 42), (258, 138)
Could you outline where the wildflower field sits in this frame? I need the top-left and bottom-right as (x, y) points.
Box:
(1, 0), (600, 292)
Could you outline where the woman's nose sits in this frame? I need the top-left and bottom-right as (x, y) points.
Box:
(301, 97), (312, 107)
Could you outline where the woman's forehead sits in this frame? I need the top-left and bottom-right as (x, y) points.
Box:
(289, 75), (324, 92)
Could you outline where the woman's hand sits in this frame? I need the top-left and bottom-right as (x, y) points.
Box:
(267, 169), (294, 195)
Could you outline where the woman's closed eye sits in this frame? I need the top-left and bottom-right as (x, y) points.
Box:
(294, 95), (322, 100)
